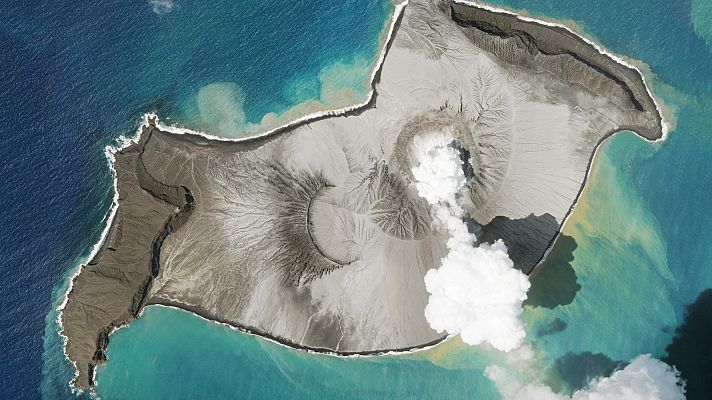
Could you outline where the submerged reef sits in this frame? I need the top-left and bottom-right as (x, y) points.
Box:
(61, 0), (662, 389)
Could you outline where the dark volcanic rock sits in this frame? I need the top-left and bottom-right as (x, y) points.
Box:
(60, 0), (664, 390)
(449, 1), (663, 140)
(60, 125), (193, 388)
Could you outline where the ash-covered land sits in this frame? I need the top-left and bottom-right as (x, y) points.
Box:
(62, 0), (662, 389)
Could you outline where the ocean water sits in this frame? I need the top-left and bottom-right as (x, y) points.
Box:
(482, 0), (712, 395)
(0, 0), (709, 399)
(0, 0), (390, 398)
(92, 306), (500, 400)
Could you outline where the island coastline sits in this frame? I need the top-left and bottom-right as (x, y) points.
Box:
(56, 0), (669, 391)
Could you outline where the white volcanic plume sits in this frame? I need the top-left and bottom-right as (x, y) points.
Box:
(486, 354), (686, 400)
(409, 133), (685, 400)
(410, 132), (530, 352)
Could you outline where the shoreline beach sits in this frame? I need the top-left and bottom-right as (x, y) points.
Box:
(56, 0), (668, 391)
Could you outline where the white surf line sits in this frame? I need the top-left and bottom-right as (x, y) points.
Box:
(153, 0), (409, 144)
(55, 115), (146, 393)
(147, 1), (667, 359)
(449, 0), (670, 274)
(148, 303), (450, 359)
(55, 1), (409, 391)
(58, 0), (668, 386)
(452, 0), (670, 142)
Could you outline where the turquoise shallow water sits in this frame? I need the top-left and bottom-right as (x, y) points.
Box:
(35, 0), (392, 398)
(37, 0), (712, 399)
(94, 306), (499, 400)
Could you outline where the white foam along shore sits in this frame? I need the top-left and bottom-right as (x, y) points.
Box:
(155, 0), (669, 144)
(452, 0), (670, 141)
(56, 0), (670, 389)
(92, 301), (453, 397)
(148, 303), (450, 358)
(152, 0), (409, 144)
(142, 0), (671, 358)
(449, 0), (672, 278)
(54, 117), (144, 393)
(55, 1), (408, 391)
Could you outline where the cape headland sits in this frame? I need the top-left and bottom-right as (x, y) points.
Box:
(60, 0), (663, 389)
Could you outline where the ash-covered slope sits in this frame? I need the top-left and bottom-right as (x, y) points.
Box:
(61, 0), (663, 389)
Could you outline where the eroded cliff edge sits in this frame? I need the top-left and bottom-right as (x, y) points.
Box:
(60, 125), (195, 388)
(61, 0), (663, 389)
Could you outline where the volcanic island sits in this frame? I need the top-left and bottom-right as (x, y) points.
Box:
(61, 0), (663, 389)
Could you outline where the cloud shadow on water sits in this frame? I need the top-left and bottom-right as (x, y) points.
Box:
(664, 288), (712, 400)
(548, 351), (625, 394)
(523, 234), (581, 309)
(536, 317), (568, 338)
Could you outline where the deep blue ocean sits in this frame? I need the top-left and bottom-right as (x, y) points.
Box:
(0, 0), (389, 398)
(1, 0), (711, 399)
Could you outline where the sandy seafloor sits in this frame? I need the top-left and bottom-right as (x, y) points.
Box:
(0, 0), (710, 398)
